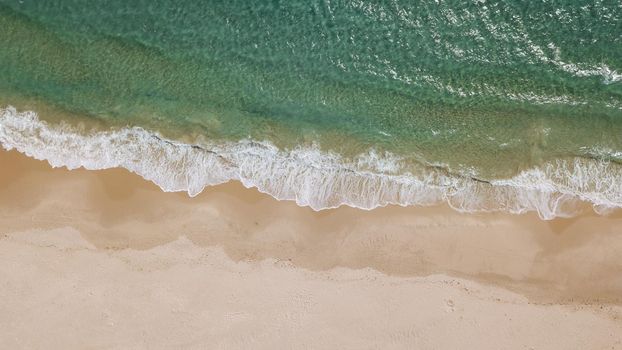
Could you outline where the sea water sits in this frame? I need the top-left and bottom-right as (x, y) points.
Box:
(0, 1), (620, 219)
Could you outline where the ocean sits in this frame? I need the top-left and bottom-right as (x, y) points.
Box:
(0, 0), (620, 219)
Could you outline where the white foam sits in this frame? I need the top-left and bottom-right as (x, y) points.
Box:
(1, 106), (621, 220)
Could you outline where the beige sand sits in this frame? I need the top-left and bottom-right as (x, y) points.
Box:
(1, 149), (622, 349)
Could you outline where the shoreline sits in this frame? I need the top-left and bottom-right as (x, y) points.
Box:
(1, 149), (622, 348)
(3, 106), (622, 220)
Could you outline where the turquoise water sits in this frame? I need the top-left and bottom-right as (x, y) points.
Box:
(0, 1), (621, 218)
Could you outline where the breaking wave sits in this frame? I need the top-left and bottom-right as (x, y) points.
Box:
(1, 106), (621, 220)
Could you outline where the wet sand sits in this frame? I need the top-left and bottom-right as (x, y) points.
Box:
(1, 149), (621, 349)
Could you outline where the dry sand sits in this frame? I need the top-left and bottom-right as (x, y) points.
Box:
(1, 149), (621, 349)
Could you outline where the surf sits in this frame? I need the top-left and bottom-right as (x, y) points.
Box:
(2, 106), (621, 220)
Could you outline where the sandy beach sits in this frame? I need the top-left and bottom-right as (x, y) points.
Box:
(1, 149), (621, 349)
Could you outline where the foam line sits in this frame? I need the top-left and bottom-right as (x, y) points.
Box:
(1, 106), (620, 220)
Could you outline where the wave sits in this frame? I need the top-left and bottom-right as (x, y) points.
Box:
(1, 106), (621, 220)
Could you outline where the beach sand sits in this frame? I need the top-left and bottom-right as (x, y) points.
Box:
(1, 149), (621, 349)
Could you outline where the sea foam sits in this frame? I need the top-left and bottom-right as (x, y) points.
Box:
(1, 106), (621, 220)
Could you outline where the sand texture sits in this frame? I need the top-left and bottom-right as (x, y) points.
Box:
(1, 150), (621, 349)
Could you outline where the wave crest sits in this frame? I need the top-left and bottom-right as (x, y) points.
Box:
(1, 106), (621, 220)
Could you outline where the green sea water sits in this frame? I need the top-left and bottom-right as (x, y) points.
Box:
(0, 0), (621, 216)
